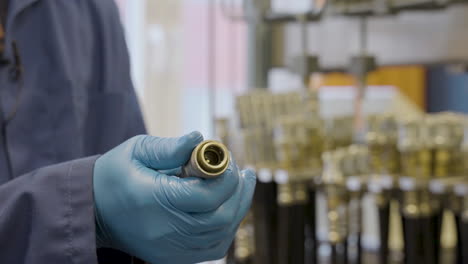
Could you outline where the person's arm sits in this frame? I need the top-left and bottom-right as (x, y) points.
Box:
(0, 157), (98, 264)
(0, 131), (255, 264)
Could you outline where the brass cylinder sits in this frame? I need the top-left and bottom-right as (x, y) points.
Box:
(181, 140), (230, 179)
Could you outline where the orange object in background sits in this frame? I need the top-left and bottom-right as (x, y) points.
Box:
(319, 66), (427, 110)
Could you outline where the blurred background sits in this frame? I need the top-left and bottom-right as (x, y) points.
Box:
(115, 1), (468, 264)
(116, 0), (248, 138)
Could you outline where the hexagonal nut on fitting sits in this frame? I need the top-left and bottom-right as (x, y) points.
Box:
(180, 140), (230, 179)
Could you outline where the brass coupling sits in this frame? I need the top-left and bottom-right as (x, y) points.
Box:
(399, 177), (440, 218)
(276, 173), (310, 206)
(325, 185), (349, 244)
(431, 176), (468, 215)
(181, 140), (230, 179)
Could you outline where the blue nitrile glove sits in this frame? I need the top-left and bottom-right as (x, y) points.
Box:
(93, 131), (256, 264)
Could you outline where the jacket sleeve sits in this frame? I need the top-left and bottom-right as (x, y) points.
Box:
(0, 156), (99, 264)
(83, 0), (146, 157)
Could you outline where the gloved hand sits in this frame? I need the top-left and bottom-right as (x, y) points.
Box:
(93, 131), (256, 264)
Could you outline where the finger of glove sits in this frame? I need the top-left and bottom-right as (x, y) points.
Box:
(185, 169), (256, 232)
(164, 235), (234, 264)
(195, 234), (236, 262)
(227, 169), (256, 230)
(157, 159), (241, 213)
(170, 228), (229, 251)
(146, 231), (230, 264)
(133, 131), (203, 170)
(158, 167), (181, 176)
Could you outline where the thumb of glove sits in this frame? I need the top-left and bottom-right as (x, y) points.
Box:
(133, 131), (204, 170)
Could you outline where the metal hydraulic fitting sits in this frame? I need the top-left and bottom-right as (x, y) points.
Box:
(325, 116), (354, 150)
(274, 117), (309, 206)
(181, 140), (230, 179)
(344, 145), (369, 231)
(428, 113), (463, 178)
(321, 150), (348, 245)
(397, 117), (430, 218)
(366, 114), (400, 191)
(344, 145), (369, 264)
(426, 114), (464, 218)
(398, 117), (429, 181)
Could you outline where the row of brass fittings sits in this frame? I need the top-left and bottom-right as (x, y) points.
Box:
(237, 90), (354, 171)
(398, 113), (465, 178)
(272, 114), (353, 172)
(235, 87), (468, 259)
(274, 116), (320, 206)
(397, 113), (466, 217)
(235, 89), (322, 261)
(308, 145), (368, 247)
(234, 90), (321, 262)
(242, 128), (277, 168)
(274, 116), (324, 172)
(272, 113), (354, 207)
(318, 112), (468, 245)
(236, 90), (303, 130)
(237, 91), (303, 169)
(237, 91), (468, 180)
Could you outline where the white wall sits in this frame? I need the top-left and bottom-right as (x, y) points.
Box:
(285, 5), (468, 68)
(123, 0), (248, 139)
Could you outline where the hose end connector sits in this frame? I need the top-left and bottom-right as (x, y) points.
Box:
(181, 140), (230, 179)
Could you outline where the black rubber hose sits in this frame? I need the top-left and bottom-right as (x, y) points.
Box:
(431, 211), (443, 264)
(237, 257), (254, 264)
(291, 204), (306, 264)
(225, 243), (236, 264)
(331, 242), (348, 264)
(457, 215), (468, 264)
(378, 203), (391, 264)
(456, 215), (463, 264)
(420, 216), (439, 264)
(344, 240), (349, 264)
(276, 203), (306, 264)
(277, 205), (292, 264)
(351, 201), (362, 264)
(253, 181), (278, 264)
(266, 182), (279, 264)
(305, 189), (317, 264)
(402, 216), (422, 264)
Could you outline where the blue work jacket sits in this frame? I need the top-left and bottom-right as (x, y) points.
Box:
(0, 0), (146, 263)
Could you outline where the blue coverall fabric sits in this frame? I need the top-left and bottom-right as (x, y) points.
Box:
(0, 0), (146, 263)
